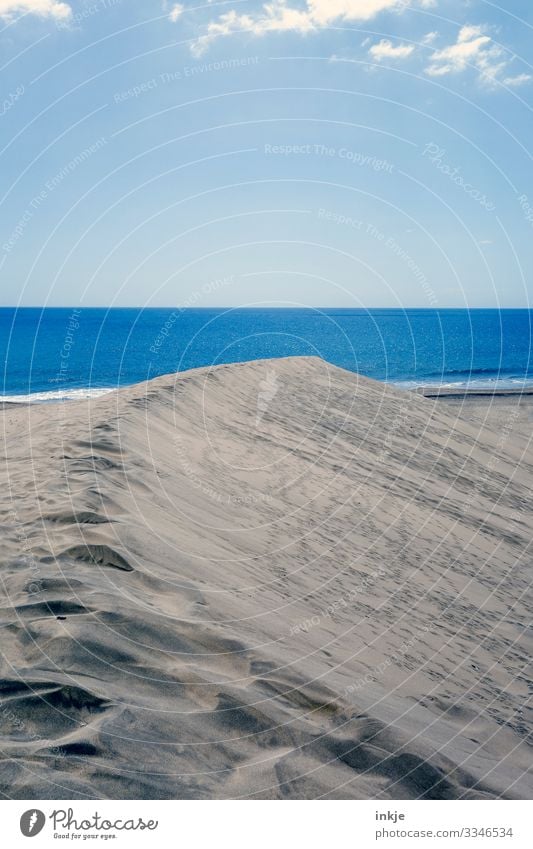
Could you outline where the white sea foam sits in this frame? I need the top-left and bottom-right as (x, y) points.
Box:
(0, 387), (116, 404)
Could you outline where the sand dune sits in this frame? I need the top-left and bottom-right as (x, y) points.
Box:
(1, 357), (532, 799)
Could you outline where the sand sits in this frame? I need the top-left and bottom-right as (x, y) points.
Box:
(0, 356), (532, 800)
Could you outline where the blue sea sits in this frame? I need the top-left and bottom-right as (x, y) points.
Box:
(1, 308), (532, 402)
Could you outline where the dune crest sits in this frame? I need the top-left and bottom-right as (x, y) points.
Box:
(1, 357), (532, 799)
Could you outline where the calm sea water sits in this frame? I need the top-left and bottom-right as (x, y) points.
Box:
(1, 308), (532, 401)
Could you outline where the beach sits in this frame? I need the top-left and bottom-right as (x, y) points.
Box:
(1, 356), (532, 800)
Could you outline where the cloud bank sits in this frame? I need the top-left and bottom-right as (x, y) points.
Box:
(176, 0), (435, 56)
(0, 0), (71, 19)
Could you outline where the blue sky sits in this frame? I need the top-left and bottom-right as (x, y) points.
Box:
(0, 0), (532, 308)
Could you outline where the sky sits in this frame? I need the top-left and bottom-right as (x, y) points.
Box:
(0, 0), (532, 308)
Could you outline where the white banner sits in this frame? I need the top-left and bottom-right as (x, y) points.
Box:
(2, 800), (531, 848)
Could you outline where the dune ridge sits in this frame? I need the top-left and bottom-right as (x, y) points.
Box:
(0, 356), (532, 799)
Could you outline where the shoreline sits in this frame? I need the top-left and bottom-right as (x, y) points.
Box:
(3, 374), (533, 406)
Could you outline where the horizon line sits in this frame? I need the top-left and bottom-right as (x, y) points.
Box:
(1, 306), (532, 311)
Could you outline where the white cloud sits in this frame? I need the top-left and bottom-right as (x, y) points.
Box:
(368, 38), (414, 60)
(426, 25), (492, 77)
(177, 0), (436, 56)
(0, 0), (71, 19)
(189, 5), (313, 56)
(425, 24), (530, 88)
(168, 3), (184, 23)
(305, 0), (431, 25)
(503, 72), (532, 87)
(421, 30), (438, 44)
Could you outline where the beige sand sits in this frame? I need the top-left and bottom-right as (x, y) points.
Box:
(1, 357), (532, 800)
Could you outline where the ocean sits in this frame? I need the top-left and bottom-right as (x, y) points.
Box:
(1, 307), (532, 402)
